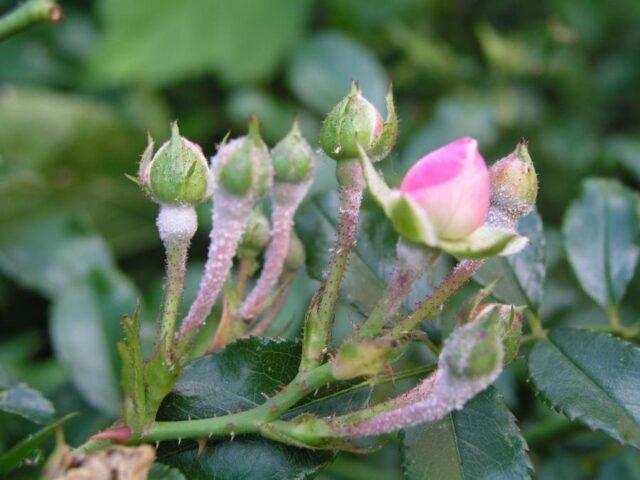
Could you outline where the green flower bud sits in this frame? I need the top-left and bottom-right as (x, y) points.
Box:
(238, 209), (270, 258)
(472, 304), (524, 365)
(284, 231), (306, 271)
(490, 140), (538, 219)
(320, 81), (397, 162)
(139, 122), (212, 206)
(216, 117), (272, 197)
(272, 119), (314, 183)
(443, 312), (503, 380)
(332, 338), (395, 380)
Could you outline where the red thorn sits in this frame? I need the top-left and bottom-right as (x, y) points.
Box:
(90, 426), (132, 443)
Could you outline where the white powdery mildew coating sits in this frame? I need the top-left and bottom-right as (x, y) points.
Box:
(156, 205), (198, 245)
(339, 321), (504, 437)
(240, 180), (312, 320)
(179, 191), (255, 335)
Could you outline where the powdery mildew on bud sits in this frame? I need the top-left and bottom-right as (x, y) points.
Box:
(240, 179), (312, 320)
(156, 205), (198, 245)
(335, 318), (503, 437)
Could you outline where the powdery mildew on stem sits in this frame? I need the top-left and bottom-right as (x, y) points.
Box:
(240, 180), (311, 320)
(179, 192), (254, 336)
(335, 318), (503, 437)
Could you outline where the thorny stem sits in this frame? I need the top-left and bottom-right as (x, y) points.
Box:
(391, 259), (483, 340)
(0, 0), (61, 41)
(300, 159), (365, 372)
(142, 363), (335, 442)
(358, 241), (438, 339)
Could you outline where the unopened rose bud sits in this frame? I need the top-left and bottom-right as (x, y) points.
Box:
(216, 117), (272, 198)
(472, 304), (524, 365)
(332, 338), (395, 380)
(443, 311), (503, 379)
(320, 81), (397, 161)
(139, 122), (212, 206)
(238, 209), (270, 258)
(400, 137), (490, 240)
(489, 140), (538, 221)
(284, 231), (306, 271)
(272, 119), (314, 183)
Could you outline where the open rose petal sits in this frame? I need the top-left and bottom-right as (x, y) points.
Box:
(401, 137), (490, 240)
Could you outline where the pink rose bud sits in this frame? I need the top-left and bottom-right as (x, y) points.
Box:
(400, 137), (490, 240)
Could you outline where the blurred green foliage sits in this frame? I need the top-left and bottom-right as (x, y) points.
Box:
(1, 0), (640, 478)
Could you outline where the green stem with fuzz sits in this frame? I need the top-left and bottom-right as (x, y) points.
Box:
(300, 159), (364, 372)
(358, 241), (438, 339)
(391, 259), (483, 340)
(159, 240), (190, 353)
(0, 0), (61, 41)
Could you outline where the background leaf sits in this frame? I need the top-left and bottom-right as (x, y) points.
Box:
(0, 382), (54, 425)
(401, 388), (531, 480)
(288, 31), (389, 113)
(563, 179), (640, 310)
(474, 210), (546, 312)
(90, 0), (313, 86)
(0, 215), (113, 299)
(528, 328), (640, 447)
(50, 268), (138, 416)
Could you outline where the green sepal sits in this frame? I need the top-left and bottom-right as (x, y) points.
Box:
(439, 225), (528, 259)
(368, 85), (398, 162)
(118, 306), (180, 438)
(457, 280), (500, 324)
(357, 143), (437, 244)
(118, 307), (147, 438)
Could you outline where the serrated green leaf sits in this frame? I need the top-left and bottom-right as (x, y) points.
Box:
(402, 388), (531, 480)
(156, 337), (369, 480)
(528, 328), (640, 447)
(0, 413), (75, 475)
(288, 32), (389, 114)
(0, 383), (54, 425)
(474, 210), (546, 312)
(563, 179), (640, 310)
(50, 268), (138, 416)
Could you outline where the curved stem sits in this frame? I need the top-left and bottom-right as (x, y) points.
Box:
(391, 259), (483, 340)
(358, 241), (438, 339)
(240, 181), (310, 320)
(247, 274), (294, 337)
(141, 363), (334, 442)
(0, 0), (61, 41)
(179, 195), (253, 340)
(300, 159), (364, 371)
